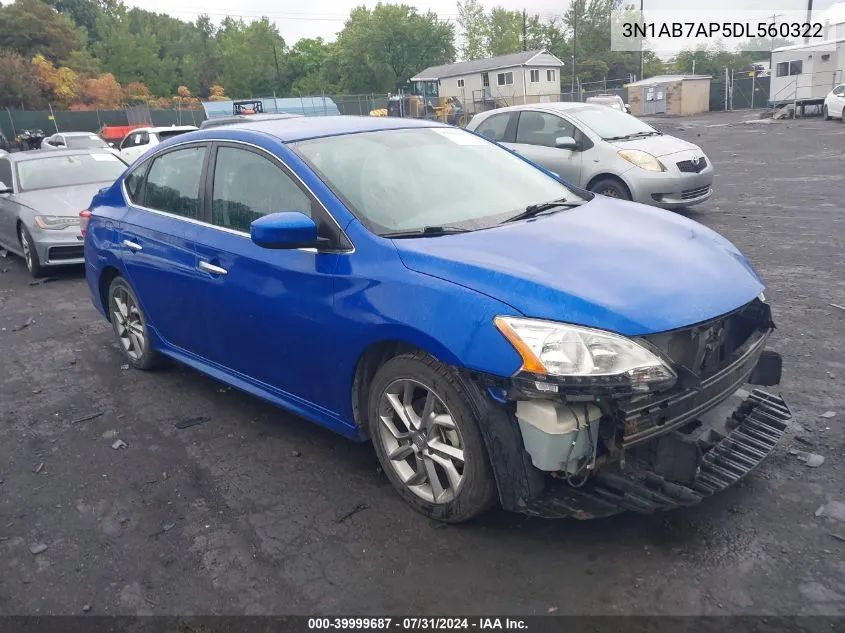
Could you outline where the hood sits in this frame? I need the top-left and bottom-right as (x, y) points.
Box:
(14, 182), (111, 216)
(392, 197), (765, 336)
(612, 134), (702, 158)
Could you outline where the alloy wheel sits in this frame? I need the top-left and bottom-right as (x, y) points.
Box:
(600, 187), (621, 198)
(19, 229), (32, 271)
(377, 379), (466, 504)
(111, 286), (145, 361)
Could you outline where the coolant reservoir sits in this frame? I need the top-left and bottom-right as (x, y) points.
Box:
(516, 401), (602, 473)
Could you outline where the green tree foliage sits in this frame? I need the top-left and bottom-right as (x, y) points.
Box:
(457, 0), (488, 60)
(330, 4), (455, 93)
(487, 8), (523, 56)
(216, 17), (286, 97)
(0, 0), (83, 62)
(0, 51), (46, 108)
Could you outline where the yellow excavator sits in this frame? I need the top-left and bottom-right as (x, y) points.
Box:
(370, 79), (467, 127)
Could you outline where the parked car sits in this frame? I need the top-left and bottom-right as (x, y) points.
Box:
(467, 102), (714, 209)
(116, 125), (198, 163)
(41, 131), (117, 154)
(585, 94), (631, 113)
(0, 149), (128, 277)
(822, 84), (845, 121)
(83, 116), (788, 523)
(199, 112), (302, 129)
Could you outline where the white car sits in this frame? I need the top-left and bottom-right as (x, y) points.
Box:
(823, 84), (845, 121)
(117, 125), (198, 163)
(585, 94), (632, 114)
(41, 131), (118, 154)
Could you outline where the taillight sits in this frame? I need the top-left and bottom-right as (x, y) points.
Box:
(80, 209), (91, 237)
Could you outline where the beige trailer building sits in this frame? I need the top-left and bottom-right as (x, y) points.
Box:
(626, 75), (712, 116)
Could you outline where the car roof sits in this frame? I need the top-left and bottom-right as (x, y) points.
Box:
(474, 102), (609, 118)
(5, 148), (119, 162)
(200, 113), (302, 128)
(132, 125), (199, 133)
(193, 115), (449, 143)
(58, 131), (105, 137)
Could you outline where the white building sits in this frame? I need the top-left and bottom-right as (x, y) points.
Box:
(410, 49), (565, 114)
(769, 2), (845, 106)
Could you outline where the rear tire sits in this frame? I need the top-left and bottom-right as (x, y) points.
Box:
(368, 352), (497, 523)
(18, 225), (44, 278)
(107, 276), (160, 370)
(841, 107), (845, 123)
(589, 177), (631, 201)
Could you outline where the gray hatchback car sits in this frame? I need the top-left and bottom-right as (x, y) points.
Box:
(466, 102), (713, 209)
(0, 149), (127, 277)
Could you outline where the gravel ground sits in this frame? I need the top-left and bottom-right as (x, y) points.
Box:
(1, 109), (844, 616)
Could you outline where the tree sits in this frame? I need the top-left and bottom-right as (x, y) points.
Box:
(288, 38), (336, 95)
(331, 4), (455, 93)
(0, 0), (84, 63)
(487, 7), (523, 56)
(216, 17), (285, 98)
(457, 0), (488, 60)
(32, 53), (80, 106)
(79, 72), (122, 107)
(124, 81), (152, 103)
(207, 83), (228, 101)
(0, 52), (45, 108)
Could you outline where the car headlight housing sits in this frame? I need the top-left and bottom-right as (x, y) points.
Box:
(618, 149), (666, 172)
(495, 316), (676, 393)
(34, 215), (79, 230)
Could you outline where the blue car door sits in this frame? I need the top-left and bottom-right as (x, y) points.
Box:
(190, 142), (351, 411)
(119, 143), (211, 354)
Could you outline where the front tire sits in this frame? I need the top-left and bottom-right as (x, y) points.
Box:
(368, 352), (497, 523)
(18, 225), (44, 278)
(107, 276), (160, 370)
(589, 177), (631, 201)
(823, 105), (830, 120)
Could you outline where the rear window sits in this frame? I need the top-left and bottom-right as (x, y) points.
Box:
(156, 129), (195, 140)
(16, 153), (127, 192)
(66, 135), (109, 149)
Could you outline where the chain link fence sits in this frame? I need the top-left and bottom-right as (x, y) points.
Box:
(1, 106), (204, 143)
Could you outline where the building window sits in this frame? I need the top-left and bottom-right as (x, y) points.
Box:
(547, 69), (556, 82)
(529, 69), (540, 82)
(777, 60), (803, 77)
(482, 72), (489, 87)
(497, 71), (514, 86)
(457, 78), (464, 88)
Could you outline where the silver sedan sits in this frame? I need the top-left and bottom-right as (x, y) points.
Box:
(466, 102), (714, 209)
(0, 149), (128, 277)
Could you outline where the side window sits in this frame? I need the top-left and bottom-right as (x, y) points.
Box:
(789, 60), (803, 75)
(124, 160), (147, 204)
(54, 135), (66, 146)
(776, 62), (789, 77)
(0, 158), (13, 188)
(834, 85), (845, 96)
(211, 146), (311, 232)
(529, 69), (540, 82)
(516, 111), (575, 148)
(143, 146), (206, 219)
(474, 113), (512, 141)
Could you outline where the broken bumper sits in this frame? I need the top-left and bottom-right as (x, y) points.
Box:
(517, 388), (790, 519)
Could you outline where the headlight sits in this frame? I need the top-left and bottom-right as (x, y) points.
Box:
(618, 149), (665, 172)
(34, 215), (79, 230)
(494, 316), (676, 392)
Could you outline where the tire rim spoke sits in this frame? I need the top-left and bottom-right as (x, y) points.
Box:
(377, 378), (466, 505)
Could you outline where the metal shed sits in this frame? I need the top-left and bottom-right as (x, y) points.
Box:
(201, 96), (341, 120)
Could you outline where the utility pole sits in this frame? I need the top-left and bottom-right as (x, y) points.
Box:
(272, 42), (282, 91)
(639, 0), (644, 82)
(770, 13), (783, 53)
(522, 9), (527, 52)
(805, 0), (813, 43)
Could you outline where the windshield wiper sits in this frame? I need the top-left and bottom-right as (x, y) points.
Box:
(604, 131), (662, 141)
(500, 198), (579, 224)
(382, 226), (471, 239)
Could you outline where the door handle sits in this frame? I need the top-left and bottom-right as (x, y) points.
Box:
(122, 239), (142, 252)
(198, 260), (227, 275)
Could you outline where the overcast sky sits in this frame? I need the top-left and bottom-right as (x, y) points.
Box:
(123, 0), (841, 47)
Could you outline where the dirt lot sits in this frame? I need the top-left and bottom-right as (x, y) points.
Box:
(1, 110), (844, 617)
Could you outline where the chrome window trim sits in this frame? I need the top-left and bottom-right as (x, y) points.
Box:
(120, 137), (354, 254)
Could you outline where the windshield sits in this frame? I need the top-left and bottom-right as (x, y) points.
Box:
(66, 135), (109, 149)
(17, 153), (126, 192)
(293, 127), (582, 235)
(567, 106), (658, 140)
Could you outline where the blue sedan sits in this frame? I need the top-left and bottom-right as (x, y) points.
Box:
(83, 116), (790, 523)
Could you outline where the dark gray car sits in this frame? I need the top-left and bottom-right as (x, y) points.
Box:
(0, 149), (128, 277)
